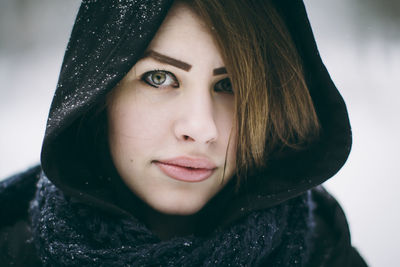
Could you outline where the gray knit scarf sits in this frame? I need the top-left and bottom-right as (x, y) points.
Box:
(29, 173), (314, 266)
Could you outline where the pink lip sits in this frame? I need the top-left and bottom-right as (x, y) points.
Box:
(154, 157), (217, 182)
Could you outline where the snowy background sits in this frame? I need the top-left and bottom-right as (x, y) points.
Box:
(1, 0), (399, 266)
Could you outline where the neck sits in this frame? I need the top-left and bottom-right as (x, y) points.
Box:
(111, 177), (201, 240)
(143, 208), (199, 240)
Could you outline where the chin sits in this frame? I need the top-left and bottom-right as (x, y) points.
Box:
(148, 192), (209, 216)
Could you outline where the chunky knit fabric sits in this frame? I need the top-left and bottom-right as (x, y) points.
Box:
(29, 173), (314, 266)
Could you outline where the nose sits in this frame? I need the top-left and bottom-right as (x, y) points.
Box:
(173, 89), (218, 144)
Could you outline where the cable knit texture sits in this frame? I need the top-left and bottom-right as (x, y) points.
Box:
(29, 173), (314, 266)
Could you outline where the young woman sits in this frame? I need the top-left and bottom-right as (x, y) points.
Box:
(0, 0), (367, 266)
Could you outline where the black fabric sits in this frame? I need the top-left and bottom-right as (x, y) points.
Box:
(0, 165), (41, 227)
(29, 173), (313, 266)
(307, 187), (367, 267)
(0, 168), (367, 266)
(0, 166), (43, 266)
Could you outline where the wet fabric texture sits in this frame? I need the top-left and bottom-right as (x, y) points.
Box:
(29, 173), (313, 266)
(0, 167), (367, 266)
(0, 0), (368, 266)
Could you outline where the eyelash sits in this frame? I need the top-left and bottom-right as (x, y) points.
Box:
(140, 69), (233, 94)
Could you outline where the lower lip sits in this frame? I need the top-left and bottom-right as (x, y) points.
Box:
(154, 162), (214, 182)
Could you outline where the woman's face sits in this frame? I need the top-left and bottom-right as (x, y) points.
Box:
(107, 3), (236, 215)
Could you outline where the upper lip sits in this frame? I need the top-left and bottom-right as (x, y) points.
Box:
(155, 156), (217, 169)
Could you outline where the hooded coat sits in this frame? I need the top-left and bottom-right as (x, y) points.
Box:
(0, 0), (367, 266)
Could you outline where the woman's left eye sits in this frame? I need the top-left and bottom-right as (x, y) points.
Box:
(214, 78), (233, 94)
(141, 70), (179, 88)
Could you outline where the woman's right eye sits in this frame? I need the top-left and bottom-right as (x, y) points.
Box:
(141, 70), (179, 88)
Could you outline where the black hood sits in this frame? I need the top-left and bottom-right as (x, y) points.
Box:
(41, 0), (351, 226)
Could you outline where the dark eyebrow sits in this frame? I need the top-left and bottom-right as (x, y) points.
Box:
(213, 67), (227, 76)
(142, 50), (192, 71)
(142, 50), (227, 76)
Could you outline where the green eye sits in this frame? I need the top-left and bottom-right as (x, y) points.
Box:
(151, 72), (166, 85)
(214, 78), (233, 94)
(142, 70), (179, 88)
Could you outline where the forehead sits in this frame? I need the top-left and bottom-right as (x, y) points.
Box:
(149, 3), (209, 45)
(164, 2), (208, 30)
(145, 2), (224, 68)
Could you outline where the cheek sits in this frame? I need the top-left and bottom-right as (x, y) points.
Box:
(107, 97), (162, 167)
(215, 96), (236, 145)
(108, 92), (169, 145)
(223, 98), (237, 157)
(214, 97), (237, 176)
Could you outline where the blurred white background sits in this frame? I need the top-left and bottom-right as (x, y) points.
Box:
(1, 0), (399, 266)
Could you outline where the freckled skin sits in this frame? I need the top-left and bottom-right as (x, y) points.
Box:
(107, 3), (237, 216)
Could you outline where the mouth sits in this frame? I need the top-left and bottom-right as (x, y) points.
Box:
(153, 157), (217, 182)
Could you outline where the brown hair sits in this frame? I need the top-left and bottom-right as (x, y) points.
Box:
(185, 0), (320, 183)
